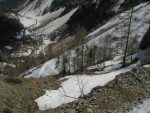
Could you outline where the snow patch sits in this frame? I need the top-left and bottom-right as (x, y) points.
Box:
(130, 99), (150, 113)
(35, 8), (78, 36)
(35, 64), (137, 110)
(87, 2), (150, 55)
(23, 58), (63, 78)
(143, 64), (150, 68)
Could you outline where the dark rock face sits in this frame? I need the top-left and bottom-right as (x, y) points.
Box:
(66, 0), (116, 32)
(140, 26), (150, 50)
(50, 0), (91, 13)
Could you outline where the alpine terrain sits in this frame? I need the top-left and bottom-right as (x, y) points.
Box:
(0, 0), (150, 113)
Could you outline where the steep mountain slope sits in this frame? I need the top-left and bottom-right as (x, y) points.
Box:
(22, 2), (150, 78)
(5, 0), (130, 57)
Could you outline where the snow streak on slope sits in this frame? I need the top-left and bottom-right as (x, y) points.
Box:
(20, 0), (54, 17)
(19, 7), (77, 36)
(35, 64), (137, 110)
(87, 2), (150, 54)
(20, 8), (65, 28)
(35, 8), (65, 28)
(130, 99), (150, 113)
(35, 8), (78, 36)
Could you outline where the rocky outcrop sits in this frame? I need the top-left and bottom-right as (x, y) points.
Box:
(67, 0), (116, 32)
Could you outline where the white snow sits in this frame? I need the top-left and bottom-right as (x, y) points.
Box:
(143, 64), (150, 68)
(35, 64), (137, 110)
(130, 99), (150, 113)
(87, 54), (137, 74)
(19, 0), (65, 28)
(19, 16), (37, 28)
(19, 8), (65, 28)
(35, 8), (65, 28)
(20, 0), (54, 17)
(86, 2), (150, 55)
(35, 8), (78, 36)
(5, 46), (13, 50)
(19, 7), (77, 41)
(23, 58), (63, 78)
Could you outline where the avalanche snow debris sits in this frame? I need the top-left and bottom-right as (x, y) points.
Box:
(22, 58), (63, 78)
(35, 64), (138, 110)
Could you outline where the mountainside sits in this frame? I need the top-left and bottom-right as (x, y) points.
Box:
(0, 0), (150, 113)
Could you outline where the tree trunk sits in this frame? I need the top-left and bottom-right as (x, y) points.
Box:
(122, 4), (133, 67)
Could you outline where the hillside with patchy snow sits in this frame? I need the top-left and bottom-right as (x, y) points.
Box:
(0, 0), (150, 113)
(21, 2), (150, 78)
